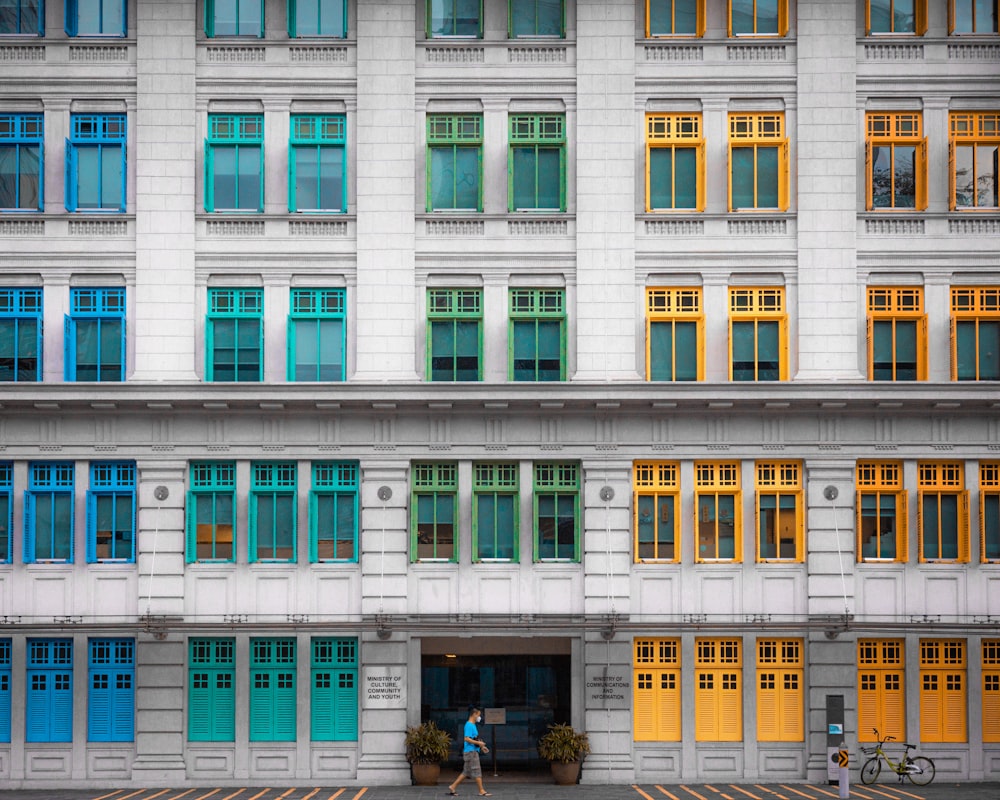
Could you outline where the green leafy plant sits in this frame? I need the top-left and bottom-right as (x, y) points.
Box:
(404, 720), (452, 764)
(537, 722), (591, 764)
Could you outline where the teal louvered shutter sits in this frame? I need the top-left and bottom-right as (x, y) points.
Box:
(187, 667), (210, 741)
(214, 671), (235, 740)
(311, 669), (333, 740)
(64, 140), (77, 211)
(185, 491), (197, 563)
(307, 491), (318, 562)
(334, 669), (358, 740)
(85, 492), (96, 563)
(204, 140), (214, 211)
(288, 0), (296, 36)
(64, 1), (77, 36)
(23, 491), (35, 563)
(274, 669), (296, 740)
(204, 0), (214, 36)
(0, 669), (9, 743)
(64, 315), (75, 380)
(249, 670), (270, 740)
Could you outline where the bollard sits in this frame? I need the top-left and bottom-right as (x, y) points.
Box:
(838, 742), (850, 799)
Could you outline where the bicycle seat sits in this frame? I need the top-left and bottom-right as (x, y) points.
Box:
(901, 742), (915, 749)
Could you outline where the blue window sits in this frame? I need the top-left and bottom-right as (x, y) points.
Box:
(250, 462), (297, 562)
(311, 637), (358, 741)
(0, 464), (10, 564)
(87, 638), (134, 742)
(207, 287), (263, 382)
(309, 461), (358, 562)
(65, 0), (126, 36)
(65, 114), (126, 212)
(205, 114), (263, 212)
(0, 0), (43, 34)
(188, 638), (235, 741)
(0, 639), (9, 743)
(288, 288), (345, 381)
(250, 638), (296, 742)
(24, 462), (74, 563)
(0, 288), (43, 382)
(186, 462), (236, 563)
(86, 462), (135, 563)
(289, 115), (346, 212)
(288, 0), (346, 37)
(26, 639), (73, 743)
(65, 287), (125, 382)
(0, 114), (43, 210)
(205, 0), (263, 37)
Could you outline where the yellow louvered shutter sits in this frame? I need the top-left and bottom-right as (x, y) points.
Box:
(696, 140), (706, 211)
(777, 0), (788, 36)
(855, 496), (864, 561)
(943, 674), (968, 742)
(950, 314), (958, 380)
(782, 672), (804, 741)
(916, 138), (928, 210)
(982, 492), (989, 563)
(696, 1), (706, 37)
(727, 144), (734, 211)
(858, 672), (879, 739)
(659, 671), (681, 740)
(865, 140), (873, 210)
(757, 671), (779, 741)
(634, 671), (656, 740)
(920, 674), (941, 741)
(882, 672), (906, 741)
(918, 315), (929, 379)
(948, 0), (955, 33)
(898, 490), (909, 562)
(778, 139), (789, 211)
(915, 0), (928, 35)
(695, 671), (716, 740)
(984, 671), (1000, 743)
(948, 142), (957, 212)
(726, 0), (733, 37)
(718, 672), (742, 741)
(866, 314), (875, 379)
(960, 491), (970, 562)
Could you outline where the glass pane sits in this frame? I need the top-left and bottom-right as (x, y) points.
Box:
(77, 147), (101, 208)
(416, 494), (435, 559)
(893, 0), (915, 32)
(494, 495), (515, 559)
(536, 320), (562, 380)
(536, 0), (561, 35)
(238, 0), (261, 35)
(985, 495), (1000, 559)
(894, 320), (918, 381)
(1, 0), (40, 34)
(0, 320), (13, 381)
(318, 146), (344, 210)
(954, 0), (974, 31)
(869, 0), (891, 32)
(649, 322), (673, 381)
(535, 147), (561, 210)
(512, 320), (536, 381)
(956, 321), (977, 380)
(76, 0), (101, 34)
(115, 494), (133, 557)
(979, 321), (1000, 380)
(512, 147), (536, 210)
(921, 494), (939, 558)
(454, 320), (480, 381)
(939, 494), (959, 559)
(256, 495), (274, 558)
(759, 495), (778, 558)
(648, 0), (670, 35)
(100, 145), (123, 209)
(430, 320), (455, 381)
(477, 493), (496, 558)
(315, 494), (335, 558)
(649, 148), (674, 209)
(673, 147), (698, 209)
(675, 0), (698, 33)
(0, 494), (8, 561)
(76, 320), (99, 381)
(236, 319), (261, 381)
(731, 0), (754, 33)
(294, 319), (319, 380)
(237, 146), (261, 210)
(955, 145), (975, 207)
(212, 319), (236, 381)
(212, 147), (237, 210)
(0, 145), (14, 207)
(731, 147), (755, 209)
(436, 495), (454, 559)
(454, 147), (480, 210)
(731, 321), (756, 381)
(54, 494), (73, 558)
(872, 320), (894, 380)
(294, 147), (319, 210)
(214, 0), (238, 35)
(317, 318), (344, 381)
(103, 0), (124, 33)
(871, 145), (893, 208)
(336, 494), (355, 558)
(297, 0), (320, 35)
(100, 319), (123, 381)
(674, 321), (698, 380)
(717, 495), (736, 559)
(274, 495), (294, 558)
(19, 145), (40, 209)
(537, 494), (555, 558)
(757, 320), (780, 380)
(893, 145), (917, 208)
(556, 494), (575, 554)
(976, 143), (998, 207)
(756, 0), (779, 33)
(976, 0), (996, 32)
(637, 495), (656, 557)
(658, 495), (675, 552)
(756, 146), (779, 208)
(430, 147), (456, 210)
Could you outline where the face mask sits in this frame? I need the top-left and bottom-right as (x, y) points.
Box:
(476, 716), (482, 723)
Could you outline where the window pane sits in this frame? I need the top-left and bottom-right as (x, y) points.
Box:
(100, 145), (123, 209)
(649, 148), (674, 209)
(512, 320), (537, 381)
(718, 495), (736, 558)
(453, 147), (480, 210)
(76, 320), (100, 381)
(673, 147), (698, 209)
(537, 494), (555, 558)
(979, 321), (1000, 380)
(317, 318), (343, 381)
(976, 143), (998, 207)
(336, 494), (355, 557)
(454, 320), (479, 381)
(54, 495), (73, 558)
(318, 146), (344, 210)
(556, 494), (575, 553)
(256, 495), (275, 557)
(658, 495), (675, 555)
(954, 0), (974, 31)
(212, 319), (236, 381)
(430, 320), (455, 381)
(77, 147), (101, 209)
(894, 320), (918, 381)
(731, 147), (755, 209)
(212, 147), (237, 210)
(922, 494), (940, 558)
(893, 0), (915, 32)
(76, 0), (101, 33)
(869, 0), (891, 31)
(237, 146), (261, 210)
(535, 147), (561, 210)
(0, 320), (14, 381)
(99, 319), (123, 381)
(756, 0), (779, 33)
(759, 495), (778, 558)
(985, 495), (1000, 559)
(294, 319), (319, 379)
(512, 147), (536, 210)
(756, 146), (779, 208)
(19, 145), (40, 209)
(956, 321), (977, 380)
(976, 0), (996, 32)
(294, 147), (319, 210)
(674, 321), (698, 380)
(0, 146), (15, 207)
(649, 322), (674, 381)
(955, 145), (975, 207)
(430, 148), (457, 210)
(274, 495), (294, 558)
(494, 495), (515, 559)
(648, 0), (671, 34)
(872, 320), (895, 380)
(871, 145), (894, 208)
(214, 0), (238, 35)
(732, 321), (756, 381)
(894, 145), (917, 208)
(536, 320), (562, 380)
(637, 495), (656, 558)
(0, 494), (9, 560)
(236, 319), (261, 381)
(939, 494), (959, 559)
(477, 493), (496, 558)
(297, 0), (320, 34)
(757, 321), (780, 380)
(238, 0), (261, 35)
(731, 0), (754, 33)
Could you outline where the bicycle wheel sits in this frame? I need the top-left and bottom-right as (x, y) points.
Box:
(860, 757), (881, 784)
(906, 756), (935, 786)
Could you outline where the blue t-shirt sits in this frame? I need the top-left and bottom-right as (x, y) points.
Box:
(463, 720), (479, 753)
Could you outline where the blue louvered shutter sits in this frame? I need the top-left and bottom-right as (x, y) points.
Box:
(51, 669), (73, 742)
(64, 140), (77, 211)
(25, 671), (48, 741)
(64, 0), (77, 36)
(111, 668), (134, 741)
(85, 492), (97, 563)
(64, 315), (75, 381)
(0, 672), (9, 743)
(88, 669), (111, 740)
(334, 669), (358, 740)
(23, 491), (36, 563)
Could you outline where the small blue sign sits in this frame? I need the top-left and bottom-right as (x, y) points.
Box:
(828, 723), (844, 735)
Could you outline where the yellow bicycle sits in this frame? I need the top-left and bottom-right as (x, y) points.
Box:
(859, 728), (935, 785)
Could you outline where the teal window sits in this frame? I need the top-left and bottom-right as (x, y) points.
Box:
(288, 0), (346, 37)
(0, 464), (11, 564)
(985, 493), (1000, 561)
(868, 0), (922, 34)
(66, 287), (125, 382)
(0, 288), (43, 382)
(311, 637), (358, 741)
(26, 639), (73, 743)
(533, 462), (579, 562)
(509, 114), (565, 211)
(0, 639), (9, 743)
(0, 0), (44, 34)
(872, 319), (918, 380)
(250, 638), (296, 742)
(65, 0), (126, 36)
(289, 115), (345, 212)
(509, 0), (564, 37)
(188, 638), (235, 742)
(207, 287), (263, 382)
(24, 462), (74, 563)
(428, 0), (481, 36)
(427, 288), (482, 381)
(86, 461), (135, 563)
(411, 463), (457, 562)
(65, 114), (126, 212)
(648, 0), (702, 36)
(473, 463), (518, 561)
(250, 462), (297, 562)
(509, 288), (565, 381)
(87, 638), (134, 742)
(952, 0), (997, 32)
(732, 319), (780, 380)
(427, 114), (482, 212)
(955, 319), (999, 380)
(0, 113), (43, 210)
(310, 461), (358, 562)
(730, 0), (782, 35)
(186, 462), (236, 563)
(205, 114), (263, 212)
(921, 494), (960, 560)
(205, 0), (262, 36)
(288, 288), (345, 381)
(647, 288), (703, 382)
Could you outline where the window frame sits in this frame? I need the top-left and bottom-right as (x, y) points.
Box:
(507, 113), (566, 212)
(533, 462), (580, 562)
(727, 112), (789, 211)
(756, 638), (803, 742)
(867, 287), (927, 381)
(26, 639), (73, 743)
(288, 114), (346, 213)
(0, 638), (9, 744)
(65, 287), (126, 382)
(0, 464), (10, 565)
(206, 287), (263, 382)
(917, 462), (969, 563)
(508, 287), (566, 382)
(694, 462), (742, 563)
(204, 0), (263, 37)
(249, 462), (297, 563)
(186, 462), (236, 563)
(727, 0), (789, 37)
(728, 287), (788, 381)
(633, 638), (681, 741)
(0, 0), (44, 35)
(755, 461), (803, 563)
(856, 461), (908, 562)
(694, 638), (742, 742)
(633, 462), (680, 563)
(65, 0), (126, 37)
(949, 0), (999, 33)
(858, 639), (906, 742)
(288, 288), (345, 382)
(411, 462), (458, 563)
(288, 0), (347, 38)
(0, 113), (44, 210)
(647, 0), (705, 37)
(65, 113), (126, 213)
(427, 0), (483, 38)
(866, 0), (928, 35)
(646, 114), (705, 212)
(981, 463), (1000, 563)
(950, 286), (1000, 380)
(984, 639), (1000, 743)
(24, 462), (74, 564)
(86, 461), (135, 563)
(919, 639), (967, 743)
(0, 287), (43, 382)
(205, 113), (264, 212)
(188, 638), (235, 742)
(311, 637), (358, 741)
(646, 288), (704, 381)
(249, 637), (297, 742)
(472, 463), (519, 562)
(427, 288), (483, 382)
(309, 461), (358, 562)
(426, 113), (483, 212)
(508, 0), (564, 38)
(87, 637), (134, 743)
(949, 112), (999, 210)
(866, 112), (928, 211)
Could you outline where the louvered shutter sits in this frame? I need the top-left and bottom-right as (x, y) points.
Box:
(898, 490), (909, 562)
(757, 671), (779, 741)
(51, 671), (73, 742)
(694, 670), (716, 740)
(64, 315), (75, 381)
(865, 141), (873, 210)
(23, 491), (35, 563)
(915, 0), (928, 35)
(778, 139), (789, 211)
(187, 669), (210, 741)
(916, 139), (928, 210)
(782, 672), (804, 741)
(983, 672), (1000, 742)
(112, 670), (134, 741)
(719, 672), (742, 741)
(857, 672), (878, 739)
(696, 140), (707, 211)
(948, 142), (957, 211)
(726, 0), (733, 37)
(311, 670), (333, 741)
(334, 669), (358, 740)
(65, 141), (77, 212)
(88, 671), (111, 741)
(204, 0), (214, 37)
(274, 670), (296, 741)
(696, 2), (706, 36)
(950, 314), (958, 380)
(214, 671), (235, 741)
(882, 671), (906, 740)
(25, 672), (48, 741)
(85, 492), (97, 563)
(0, 672), (10, 743)
(943, 674), (967, 742)
(64, 1), (77, 37)
(287, 0), (296, 37)
(204, 140), (214, 211)
(777, 0), (788, 36)
(960, 491), (970, 562)
(920, 675), (941, 740)
(659, 671), (681, 741)
(249, 670), (270, 741)
(633, 672), (655, 740)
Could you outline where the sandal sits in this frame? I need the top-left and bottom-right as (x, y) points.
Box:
(479, 794), (492, 797)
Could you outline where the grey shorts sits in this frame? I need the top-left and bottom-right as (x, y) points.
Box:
(462, 750), (482, 778)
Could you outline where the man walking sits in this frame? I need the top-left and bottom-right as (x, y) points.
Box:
(447, 706), (491, 796)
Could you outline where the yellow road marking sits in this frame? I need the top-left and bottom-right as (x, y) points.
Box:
(300, 790), (321, 800)
(218, 789), (247, 800)
(245, 789), (271, 800)
(678, 786), (713, 800)
(654, 785), (685, 800)
(860, 786), (922, 800)
(163, 790), (193, 800)
(804, 785), (840, 798)
(750, 784), (790, 800)
(349, 789), (368, 800)
(325, 789), (346, 800)
(139, 791), (171, 800)
(277, 791), (296, 799)
(192, 790), (222, 800)
(778, 786), (823, 799)
(727, 785), (764, 799)
(92, 791), (125, 800)
(633, 787), (659, 800)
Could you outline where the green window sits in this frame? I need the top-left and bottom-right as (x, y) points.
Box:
(411, 463), (457, 562)
(250, 638), (296, 742)
(205, 0), (263, 37)
(509, 0), (564, 37)
(533, 462), (579, 562)
(250, 462), (296, 562)
(311, 638), (358, 741)
(427, 114), (482, 212)
(86, 461), (135, 563)
(207, 287), (263, 382)
(289, 115), (345, 212)
(473, 463), (519, 561)
(0, 288), (43, 382)
(508, 114), (566, 212)
(509, 288), (565, 382)
(186, 462), (236, 563)
(24, 463), (74, 563)
(309, 461), (358, 562)
(288, 288), (345, 381)
(66, 287), (125, 382)
(648, 0), (703, 36)
(427, 288), (482, 381)
(288, 0), (346, 37)
(428, 0), (482, 36)
(188, 638), (235, 742)
(205, 114), (263, 212)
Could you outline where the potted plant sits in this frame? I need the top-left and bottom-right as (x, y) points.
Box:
(404, 720), (452, 786)
(537, 722), (591, 785)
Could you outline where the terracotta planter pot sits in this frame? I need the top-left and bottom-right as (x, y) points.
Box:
(411, 762), (442, 786)
(550, 760), (581, 785)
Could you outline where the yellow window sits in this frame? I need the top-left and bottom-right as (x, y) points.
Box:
(633, 462), (680, 562)
(866, 0), (928, 34)
(949, 0), (1000, 33)
(757, 638), (804, 742)
(949, 112), (1000, 210)
(695, 638), (742, 741)
(647, 0), (706, 37)
(920, 639), (967, 743)
(950, 287), (1000, 381)
(646, 288), (704, 381)
(646, 114), (705, 212)
(728, 113), (789, 211)
(981, 463), (1000, 563)
(917, 462), (970, 563)
(695, 462), (741, 563)
(867, 287), (927, 381)
(729, 287), (788, 381)
(866, 112), (927, 211)
(755, 462), (803, 562)
(984, 640), (1000, 743)
(633, 638), (681, 741)
(858, 639), (906, 742)
(856, 462), (908, 562)
(727, 0), (789, 37)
